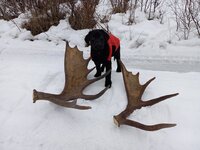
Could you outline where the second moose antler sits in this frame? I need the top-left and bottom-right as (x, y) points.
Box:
(33, 42), (110, 110)
(113, 61), (178, 131)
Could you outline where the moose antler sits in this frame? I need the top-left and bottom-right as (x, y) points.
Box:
(113, 61), (179, 131)
(33, 42), (110, 110)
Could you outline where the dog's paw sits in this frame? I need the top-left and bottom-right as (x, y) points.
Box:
(105, 80), (112, 88)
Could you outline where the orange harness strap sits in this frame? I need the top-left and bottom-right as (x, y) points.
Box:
(107, 34), (120, 61)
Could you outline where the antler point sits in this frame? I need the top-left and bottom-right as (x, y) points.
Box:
(113, 116), (120, 127)
(33, 89), (38, 103)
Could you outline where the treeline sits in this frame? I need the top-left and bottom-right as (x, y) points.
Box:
(0, 0), (199, 39)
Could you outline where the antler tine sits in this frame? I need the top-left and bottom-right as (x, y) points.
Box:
(81, 86), (109, 100)
(33, 89), (60, 103)
(33, 90), (91, 109)
(42, 99), (91, 110)
(72, 105), (92, 110)
(143, 77), (156, 88)
(123, 119), (176, 131)
(80, 70), (111, 100)
(47, 99), (91, 110)
(140, 77), (156, 95)
(114, 112), (177, 131)
(87, 67), (95, 75)
(87, 69), (111, 85)
(142, 93), (179, 107)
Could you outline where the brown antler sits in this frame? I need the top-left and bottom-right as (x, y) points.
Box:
(113, 61), (179, 131)
(33, 42), (110, 110)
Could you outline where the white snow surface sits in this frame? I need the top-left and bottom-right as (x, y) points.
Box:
(0, 6), (200, 150)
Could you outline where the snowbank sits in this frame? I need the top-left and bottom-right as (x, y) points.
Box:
(0, 3), (200, 149)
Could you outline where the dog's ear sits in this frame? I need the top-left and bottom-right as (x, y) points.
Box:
(100, 30), (109, 41)
(84, 32), (91, 47)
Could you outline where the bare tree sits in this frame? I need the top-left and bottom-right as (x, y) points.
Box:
(188, 0), (200, 37)
(110, 0), (129, 14)
(169, 0), (198, 39)
(139, 0), (164, 21)
(127, 0), (139, 25)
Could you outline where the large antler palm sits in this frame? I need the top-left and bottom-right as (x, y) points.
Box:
(33, 42), (110, 110)
(113, 61), (179, 131)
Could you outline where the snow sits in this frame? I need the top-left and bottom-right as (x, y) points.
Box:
(1, 3), (200, 150)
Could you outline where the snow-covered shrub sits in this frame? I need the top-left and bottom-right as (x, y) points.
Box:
(67, 0), (99, 30)
(0, 0), (26, 20)
(169, 0), (192, 40)
(22, 0), (66, 35)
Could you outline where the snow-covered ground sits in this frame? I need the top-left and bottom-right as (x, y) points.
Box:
(0, 4), (200, 150)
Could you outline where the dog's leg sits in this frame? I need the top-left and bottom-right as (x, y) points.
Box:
(116, 59), (121, 72)
(114, 47), (121, 72)
(105, 61), (112, 88)
(101, 64), (105, 72)
(94, 62), (102, 77)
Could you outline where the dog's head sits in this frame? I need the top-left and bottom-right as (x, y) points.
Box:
(84, 29), (109, 50)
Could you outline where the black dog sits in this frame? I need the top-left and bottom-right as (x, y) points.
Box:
(85, 29), (121, 87)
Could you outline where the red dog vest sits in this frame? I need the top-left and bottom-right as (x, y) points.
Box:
(107, 33), (120, 61)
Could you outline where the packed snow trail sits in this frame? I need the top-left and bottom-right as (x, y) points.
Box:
(0, 39), (200, 150)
